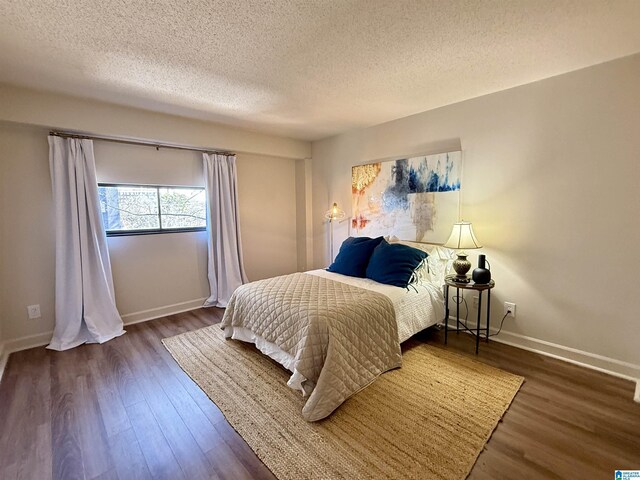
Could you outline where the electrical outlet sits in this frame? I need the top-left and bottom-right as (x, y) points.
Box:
(504, 302), (516, 318)
(472, 296), (479, 309)
(27, 304), (41, 319)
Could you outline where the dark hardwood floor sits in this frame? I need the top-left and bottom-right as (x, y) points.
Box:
(0, 308), (638, 479)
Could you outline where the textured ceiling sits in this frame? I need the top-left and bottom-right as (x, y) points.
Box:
(1, 1), (640, 141)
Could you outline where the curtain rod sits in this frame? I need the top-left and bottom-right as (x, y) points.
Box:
(49, 130), (235, 156)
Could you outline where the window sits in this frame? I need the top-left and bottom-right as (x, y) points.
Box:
(98, 183), (207, 236)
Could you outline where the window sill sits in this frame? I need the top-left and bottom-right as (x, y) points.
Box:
(106, 228), (206, 237)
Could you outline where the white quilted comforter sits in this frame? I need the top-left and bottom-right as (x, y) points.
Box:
(220, 272), (402, 421)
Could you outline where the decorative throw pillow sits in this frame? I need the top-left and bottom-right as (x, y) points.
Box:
(327, 236), (384, 278)
(366, 240), (428, 288)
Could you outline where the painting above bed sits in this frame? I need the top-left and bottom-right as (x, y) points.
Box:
(352, 150), (461, 244)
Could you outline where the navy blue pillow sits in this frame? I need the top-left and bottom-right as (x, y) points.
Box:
(366, 240), (428, 287)
(327, 236), (384, 278)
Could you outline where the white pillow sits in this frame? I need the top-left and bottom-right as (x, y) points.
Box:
(387, 237), (453, 286)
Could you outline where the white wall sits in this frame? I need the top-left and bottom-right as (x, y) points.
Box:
(236, 153), (298, 280)
(0, 124), (56, 343)
(295, 158), (314, 271)
(312, 54), (640, 375)
(0, 84), (309, 160)
(94, 143), (299, 316)
(95, 140), (210, 318)
(0, 86), (306, 347)
(0, 190), (4, 364)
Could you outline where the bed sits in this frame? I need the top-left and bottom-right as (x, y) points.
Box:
(220, 242), (451, 421)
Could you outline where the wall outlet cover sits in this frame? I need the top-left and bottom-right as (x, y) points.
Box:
(504, 302), (516, 318)
(27, 304), (41, 319)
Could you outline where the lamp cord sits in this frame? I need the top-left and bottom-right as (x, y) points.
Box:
(450, 291), (509, 338)
(451, 293), (469, 326)
(490, 312), (509, 337)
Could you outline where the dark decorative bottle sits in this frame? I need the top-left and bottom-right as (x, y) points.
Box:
(472, 254), (491, 284)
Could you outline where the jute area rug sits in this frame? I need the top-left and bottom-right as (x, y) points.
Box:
(163, 325), (523, 480)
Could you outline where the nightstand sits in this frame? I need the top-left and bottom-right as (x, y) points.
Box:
(443, 274), (495, 354)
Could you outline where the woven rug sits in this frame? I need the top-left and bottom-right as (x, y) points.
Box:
(163, 325), (523, 480)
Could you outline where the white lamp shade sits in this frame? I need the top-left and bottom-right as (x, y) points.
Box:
(443, 221), (482, 250)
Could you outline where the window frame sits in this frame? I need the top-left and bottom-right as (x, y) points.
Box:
(98, 182), (207, 237)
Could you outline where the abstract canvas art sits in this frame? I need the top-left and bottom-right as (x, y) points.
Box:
(352, 151), (461, 243)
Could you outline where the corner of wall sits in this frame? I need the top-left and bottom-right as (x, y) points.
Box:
(0, 341), (7, 384)
(295, 158), (314, 271)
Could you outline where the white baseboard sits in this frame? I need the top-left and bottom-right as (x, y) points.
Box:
(2, 331), (53, 356)
(0, 297), (208, 357)
(120, 297), (207, 326)
(442, 316), (640, 401)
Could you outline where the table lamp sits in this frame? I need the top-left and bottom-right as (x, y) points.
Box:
(443, 221), (482, 282)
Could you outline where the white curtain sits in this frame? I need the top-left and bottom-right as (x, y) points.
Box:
(47, 136), (124, 351)
(203, 153), (248, 307)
